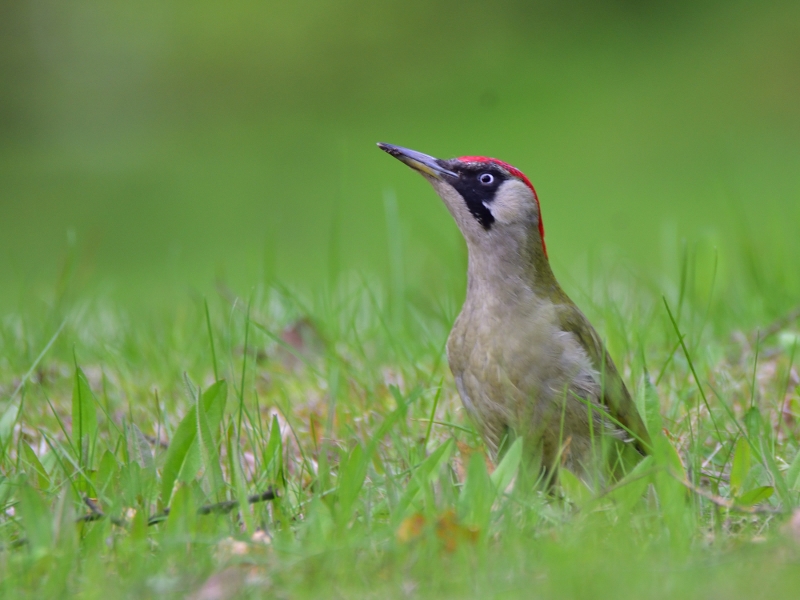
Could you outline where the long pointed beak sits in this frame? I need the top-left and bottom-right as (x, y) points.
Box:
(377, 143), (458, 180)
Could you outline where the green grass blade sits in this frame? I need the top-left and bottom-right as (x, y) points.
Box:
(71, 364), (98, 475)
(160, 380), (227, 504)
(490, 437), (522, 494)
(196, 385), (225, 501)
(17, 481), (53, 552)
(204, 297), (219, 382)
(730, 437), (751, 497)
(337, 443), (368, 525)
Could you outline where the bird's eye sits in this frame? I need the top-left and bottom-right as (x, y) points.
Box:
(479, 173), (494, 185)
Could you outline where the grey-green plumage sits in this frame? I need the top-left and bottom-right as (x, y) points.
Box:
(378, 143), (651, 475)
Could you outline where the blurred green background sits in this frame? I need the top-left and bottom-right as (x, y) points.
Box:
(2, 0), (799, 305)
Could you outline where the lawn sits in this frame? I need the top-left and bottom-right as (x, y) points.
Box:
(2, 242), (800, 598)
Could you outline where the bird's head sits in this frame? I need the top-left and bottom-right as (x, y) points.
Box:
(378, 143), (547, 261)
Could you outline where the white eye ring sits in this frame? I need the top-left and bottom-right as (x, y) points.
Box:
(479, 173), (494, 185)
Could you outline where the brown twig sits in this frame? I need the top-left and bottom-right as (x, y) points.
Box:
(147, 488), (278, 526)
(674, 476), (782, 515)
(76, 496), (127, 527)
(74, 488), (278, 528)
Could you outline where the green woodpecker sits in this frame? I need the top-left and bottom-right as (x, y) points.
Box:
(378, 143), (650, 477)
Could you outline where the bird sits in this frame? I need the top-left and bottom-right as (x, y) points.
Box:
(377, 143), (651, 481)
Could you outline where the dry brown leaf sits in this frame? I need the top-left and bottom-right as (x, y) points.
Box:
(455, 440), (494, 482)
(435, 509), (479, 552)
(396, 510), (479, 552)
(396, 513), (426, 543)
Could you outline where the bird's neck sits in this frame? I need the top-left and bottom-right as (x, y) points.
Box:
(465, 227), (563, 308)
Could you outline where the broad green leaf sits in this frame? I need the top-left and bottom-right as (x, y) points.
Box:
(17, 481), (52, 552)
(559, 469), (593, 506)
(228, 428), (254, 534)
(762, 447), (792, 508)
(730, 438), (751, 497)
(644, 376), (663, 436)
(161, 406), (199, 504)
(786, 449), (800, 490)
(164, 483), (196, 538)
(490, 437), (522, 493)
(338, 443), (368, 523)
(21, 443), (50, 491)
(127, 423), (155, 472)
(736, 486), (774, 506)
(625, 453), (655, 480)
(0, 402), (19, 446)
(196, 386), (224, 498)
(606, 456), (654, 513)
(52, 486), (77, 555)
(0, 477), (13, 508)
(175, 437), (202, 488)
(263, 415), (284, 486)
(653, 433), (686, 480)
(743, 407), (763, 442)
(653, 467), (693, 551)
(203, 380), (228, 436)
(160, 381), (226, 504)
(95, 450), (118, 495)
(121, 460), (143, 506)
(459, 452), (493, 530)
(129, 506), (148, 544)
(71, 367), (98, 466)
(305, 496), (335, 547)
(80, 513), (110, 557)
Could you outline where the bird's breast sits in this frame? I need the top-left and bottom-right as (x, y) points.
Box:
(447, 297), (596, 407)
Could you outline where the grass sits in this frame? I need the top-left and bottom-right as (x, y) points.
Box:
(1, 239), (800, 599)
